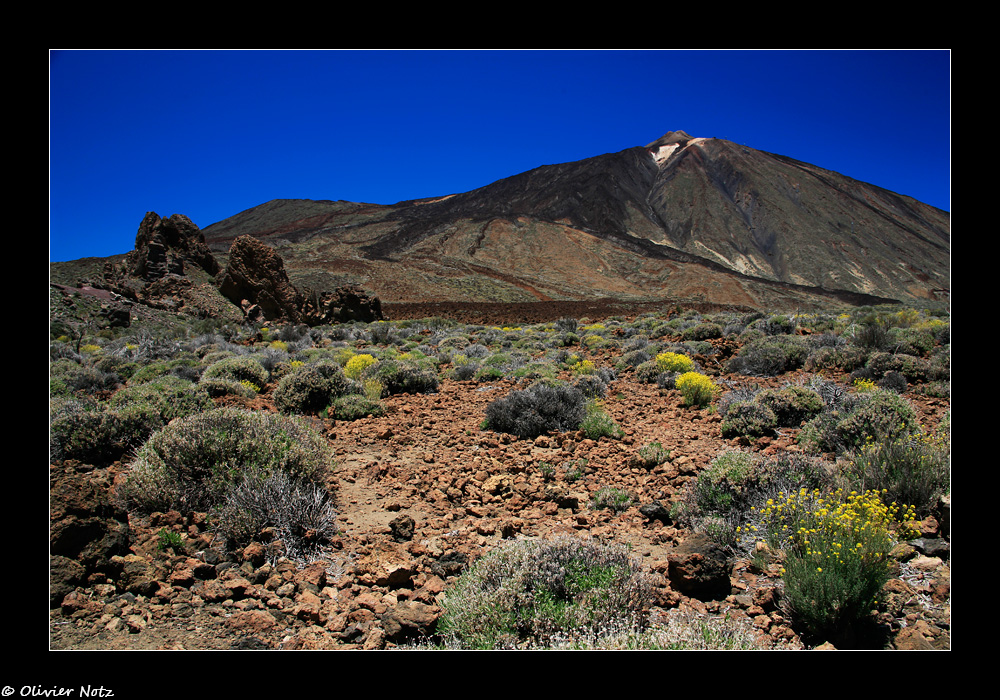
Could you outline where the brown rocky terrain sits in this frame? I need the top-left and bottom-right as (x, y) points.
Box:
(49, 328), (951, 651)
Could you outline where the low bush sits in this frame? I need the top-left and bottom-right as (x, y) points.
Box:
(211, 469), (338, 561)
(655, 352), (695, 374)
(675, 450), (831, 548)
(274, 361), (355, 414)
(200, 355), (269, 393)
(756, 488), (918, 644)
(484, 382), (586, 439)
(436, 536), (655, 649)
(720, 401), (778, 438)
(590, 487), (634, 513)
(50, 401), (163, 465)
(362, 357), (439, 396)
(798, 389), (920, 455)
(754, 385), (824, 427)
(326, 394), (385, 421)
(726, 336), (808, 376)
(109, 376), (213, 423)
(864, 351), (930, 384)
(846, 434), (950, 518)
(675, 372), (719, 408)
(851, 317), (894, 351)
(635, 441), (671, 469)
(681, 322), (723, 341)
(804, 345), (868, 373)
(579, 399), (624, 440)
(573, 373), (608, 398)
(114, 407), (334, 513)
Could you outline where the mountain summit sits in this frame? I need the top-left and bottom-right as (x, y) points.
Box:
(201, 131), (949, 311)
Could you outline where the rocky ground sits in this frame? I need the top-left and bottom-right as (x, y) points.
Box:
(48, 333), (952, 652)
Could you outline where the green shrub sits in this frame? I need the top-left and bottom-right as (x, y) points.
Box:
(804, 345), (868, 373)
(198, 377), (259, 398)
(436, 536), (654, 649)
(450, 357), (480, 381)
(114, 407), (334, 513)
(50, 401), (164, 465)
(754, 386), (824, 427)
(757, 488), (918, 644)
(675, 372), (719, 408)
(693, 450), (759, 513)
(847, 434), (950, 518)
(326, 394), (385, 421)
(201, 355), (269, 392)
(573, 374), (608, 399)
(49, 359), (120, 394)
(635, 441), (671, 469)
(274, 360), (355, 414)
(634, 359), (667, 384)
(799, 389), (919, 455)
(484, 383), (586, 439)
(864, 351), (930, 384)
(720, 401), (778, 438)
(362, 357), (439, 396)
(590, 487), (634, 513)
(851, 317), (894, 351)
(727, 336), (809, 376)
(681, 322), (723, 341)
(109, 376), (212, 423)
(579, 399), (624, 440)
(676, 450), (831, 548)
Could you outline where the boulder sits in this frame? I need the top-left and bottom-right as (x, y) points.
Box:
(217, 235), (303, 323)
(666, 532), (733, 601)
(49, 464), (131, 602)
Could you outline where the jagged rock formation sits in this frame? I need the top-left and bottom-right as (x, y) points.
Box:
(200, 131), (949, 312)
(218, 234), (383, 324)
(122, 212), (220, 281)
(217, 235), (303, 323)
(300, 285), (383, 325)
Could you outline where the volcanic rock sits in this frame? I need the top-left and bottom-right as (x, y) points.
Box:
(217, 235), (304, 323)
(123, 212), (220, 281)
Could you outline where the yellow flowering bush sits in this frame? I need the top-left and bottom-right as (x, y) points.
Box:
(755, 488), (918, 642)
(853, 377), (877, 393)
(574, 359), (597, 375)
(655, 352), (694, 374)
(675, 372), (719, 408)
(344, 353), (377, 380)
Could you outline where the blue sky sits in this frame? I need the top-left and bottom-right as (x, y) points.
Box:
(49, 49), (950, 263)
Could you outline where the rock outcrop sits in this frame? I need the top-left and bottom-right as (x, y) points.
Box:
(300, 285), (383, 325)
(218, 234), (383, 325)
(217, 235), (303, 323)
(123, 212), (220, 281)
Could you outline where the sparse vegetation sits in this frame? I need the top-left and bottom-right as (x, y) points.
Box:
(49, 299), (950, 651)
(435, 536), (654, 650)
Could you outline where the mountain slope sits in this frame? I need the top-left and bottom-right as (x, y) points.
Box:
(200, 131), (949, 311)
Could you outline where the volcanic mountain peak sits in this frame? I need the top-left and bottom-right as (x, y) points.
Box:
(196, 130), (949, 312)
(646, 130), (695, 148)
(645, 130), (708, 165)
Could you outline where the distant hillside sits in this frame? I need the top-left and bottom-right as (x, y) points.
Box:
(199, 131), (947, 312)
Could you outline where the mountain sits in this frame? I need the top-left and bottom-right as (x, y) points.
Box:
(201, 130), (949, 312)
